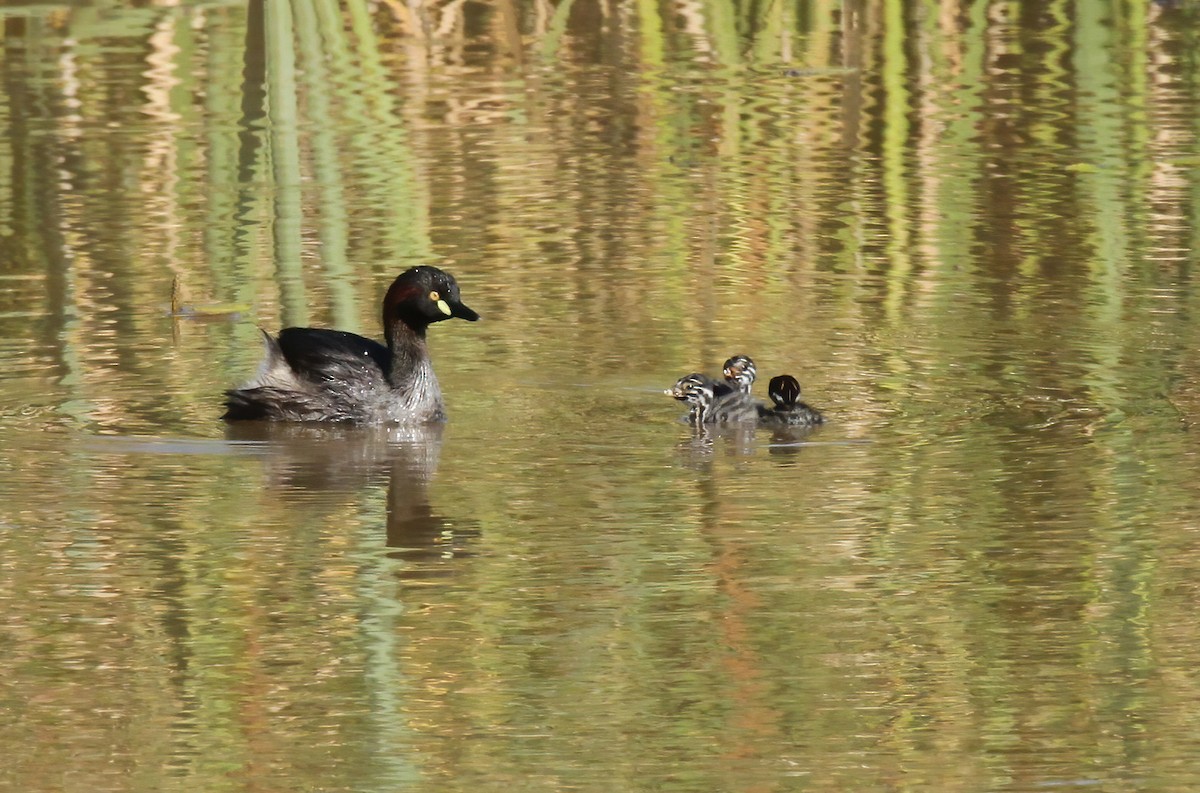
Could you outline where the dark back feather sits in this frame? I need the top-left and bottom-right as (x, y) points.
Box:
(276, 328), (391, 384)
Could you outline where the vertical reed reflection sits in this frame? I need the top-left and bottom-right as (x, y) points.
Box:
(2, 1), (1200, 790)
(264, 0), (306, 327)
(235, 0), (267, 280)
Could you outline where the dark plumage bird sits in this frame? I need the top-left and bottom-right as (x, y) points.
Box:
(665, 373), (760, 425)
(665, 370), (825, 429)
(720, 354), (756, 395)
(760, 374), (824, 427)
(223, 266), (479, 424)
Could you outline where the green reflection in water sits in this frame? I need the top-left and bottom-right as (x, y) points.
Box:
(2, 1), (1200, 792)
(265, 0), (306, 326)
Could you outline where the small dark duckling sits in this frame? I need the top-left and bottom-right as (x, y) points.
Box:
(720, 354), (756, 395)
(223, 266), (479, 424)
(665, 373), (715, 424)
(666, 373), (760, 425)
(759, 374), (824, 427)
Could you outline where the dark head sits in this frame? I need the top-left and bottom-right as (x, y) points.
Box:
(666, 373), (717, 423)
(768, 374), (802, 410)
(382, 266), (479, 337)
(722, 355), (756, 394)
(666, 372), (716, 403)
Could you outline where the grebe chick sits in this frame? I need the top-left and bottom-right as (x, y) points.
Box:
(760, 374), (824, 427)
(666, 373), (760, 425)
(721, 354), (756, 395)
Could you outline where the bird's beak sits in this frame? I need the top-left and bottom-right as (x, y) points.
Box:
(448, 299), (479, 321)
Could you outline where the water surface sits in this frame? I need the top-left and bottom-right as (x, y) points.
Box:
(4, 1), (1200, 791)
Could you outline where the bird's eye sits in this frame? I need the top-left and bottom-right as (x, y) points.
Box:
(429, 290), (440, 301)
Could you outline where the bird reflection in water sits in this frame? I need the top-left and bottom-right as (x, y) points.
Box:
(223, 422), (478, 579)
(674, 418), (822, 468)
